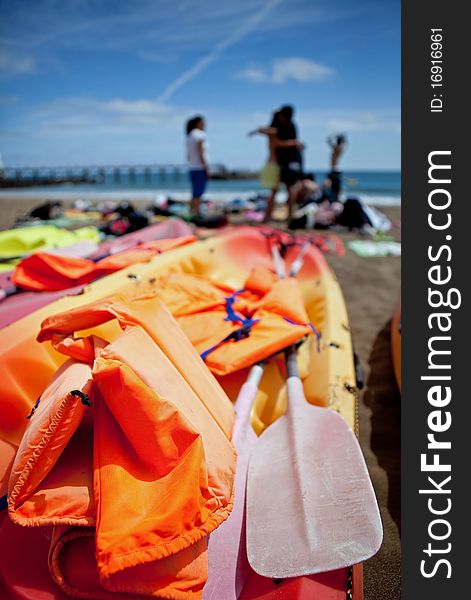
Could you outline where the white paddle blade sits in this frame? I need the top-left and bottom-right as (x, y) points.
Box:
(246, 377), (383, 578)
(204, 380), (259, 599)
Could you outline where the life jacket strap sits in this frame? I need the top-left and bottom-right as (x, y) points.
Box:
(200, 318), (260, 361)
(223, 289), (246, 324)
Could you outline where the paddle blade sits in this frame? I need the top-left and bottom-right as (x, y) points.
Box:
(246, 377), (382, 578)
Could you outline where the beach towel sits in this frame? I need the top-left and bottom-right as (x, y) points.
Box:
(348, 240), (401, 257)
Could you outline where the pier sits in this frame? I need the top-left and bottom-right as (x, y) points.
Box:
(0, 163), (257, 188)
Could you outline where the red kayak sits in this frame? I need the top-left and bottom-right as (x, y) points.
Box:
(0, 508), (363, 600)
(0, 219), (193, 329)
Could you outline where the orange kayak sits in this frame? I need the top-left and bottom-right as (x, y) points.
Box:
(0, 226), (364, 599)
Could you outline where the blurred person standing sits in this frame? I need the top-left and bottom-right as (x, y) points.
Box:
(326, 133), (348, 202)
(186, 115), (210, 217)
(249, 106), (304, 223)
(275, 105), (304, 223)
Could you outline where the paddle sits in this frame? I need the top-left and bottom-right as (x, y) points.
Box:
(289, 240), (309, 277)
(270, 240), (286, 279)
(245, 239), (383, 578)
(204, 364), (263, 599)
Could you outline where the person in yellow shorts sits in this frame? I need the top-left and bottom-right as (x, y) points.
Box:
(259, 160), (281, 191)
(249, 109), (304, 223)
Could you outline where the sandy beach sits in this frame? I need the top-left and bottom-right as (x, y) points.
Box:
(326, 206), (401, 600)
(0, 197), (401, 599)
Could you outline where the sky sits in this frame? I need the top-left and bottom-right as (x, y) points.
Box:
(0, 0), (400, 170)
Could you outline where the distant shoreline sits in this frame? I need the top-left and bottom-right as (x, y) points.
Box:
(0, 188), (401, 207)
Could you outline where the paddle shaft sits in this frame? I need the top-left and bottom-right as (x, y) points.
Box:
(232, 364), (263, 442)
(204, 364), (263, 599)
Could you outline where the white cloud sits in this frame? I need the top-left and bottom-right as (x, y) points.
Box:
(1, 95), (400, 169)
(29, 97), (189, 133)
(236, 57), (334, 84)
(235, 66), (268, 83)
(299, 109), (401, 134)
(0, 48), (36, 75)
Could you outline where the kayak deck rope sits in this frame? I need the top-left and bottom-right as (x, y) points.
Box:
(283, 317), (322, 353)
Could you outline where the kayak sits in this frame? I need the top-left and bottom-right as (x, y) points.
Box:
(0, 226), (365, 599)
(391, 300), (401, 390)
(0, 219), (194, 329)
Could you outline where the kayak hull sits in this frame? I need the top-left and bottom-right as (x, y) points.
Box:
(0, 482), (363, 600)
(0, 219), (193, 329)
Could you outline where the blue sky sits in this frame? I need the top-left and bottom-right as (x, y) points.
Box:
(0, 0), (400, 170)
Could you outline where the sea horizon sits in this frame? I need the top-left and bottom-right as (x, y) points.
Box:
(0, 169), (401, 207)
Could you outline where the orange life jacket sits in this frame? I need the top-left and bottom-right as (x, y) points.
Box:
(8, 294), (235, 598)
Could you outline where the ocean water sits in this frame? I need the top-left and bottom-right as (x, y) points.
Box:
(0, 170), (400, 206)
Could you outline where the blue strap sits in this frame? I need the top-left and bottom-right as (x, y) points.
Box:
(224, 289), (246, 324)
(200, 318), (260, 361)
(284, 317), (321, 353)
(26, 397), (41, 420)
(0, 494), (7, 511)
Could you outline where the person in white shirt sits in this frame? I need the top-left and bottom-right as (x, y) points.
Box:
(186, 115), (209, 216)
